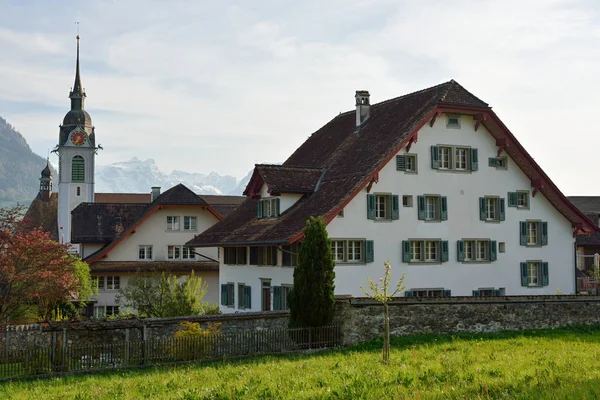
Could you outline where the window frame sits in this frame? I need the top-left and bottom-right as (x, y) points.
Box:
(406, 239), (446, 263)
(223, 247), (247, 265)
(282, 243), (300, 267)
(183, 216), (198, 231)
(462, 239), (491, 262)
(527, 221), (539, 246)
(517, 191), (529, 209)
(439, 146), (452, 169)
(259, 198), (280, 219)
(331, 239), (366, 264)
(71, 156), (85, 182)
(166, 216), (180, 231)
(407, 288), (446, 297)
(402, 195), (413, 207)
(375, 193), (391, 220)
(104, 276), (120, 291)
(454, 147), (469, 171)
(138, 245), (153, 260)
(167, 245), (182, 260)
(446, 114), (461, 129)
(527, 261), (542, 287)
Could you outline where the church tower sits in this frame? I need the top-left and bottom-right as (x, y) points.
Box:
(56, 36), (100, 246)
(39, 159), (53, 202)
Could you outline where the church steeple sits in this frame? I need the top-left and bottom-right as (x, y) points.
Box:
(69, 35), (86, 111)
(39, 158), (53, 202)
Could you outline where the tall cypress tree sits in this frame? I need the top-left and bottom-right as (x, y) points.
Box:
(289, 216), (335, 327)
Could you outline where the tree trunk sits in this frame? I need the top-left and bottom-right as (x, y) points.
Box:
(383, 302), (390, 364)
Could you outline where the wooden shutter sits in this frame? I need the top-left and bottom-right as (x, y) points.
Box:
(365, 240), (374, 263)
(489, 240), (497, 261)
(275, 198), (280, 216)
(273, 286), (282, 311)
(221, 284), (228, 306)
(441, 240), (449, 262)
(470, 148), (478, 171)
(520, 262), (528, 286)
(391, 195), (400, 220)
(441, 196), (448, 221)
(249, 247), (258, 265)
(402, 240), (411, 263)
(541, 222), (548, 245)
(430, 146), (440, 169)
(443, 289), (451, 297)
(472, 289), (480, 296)
(257, 200), (263, 219)
(244, 286), (252, 309)
(367, 194), (376, 220)
(417, 196), (426, 220)
(396, 155), (407, 171)
(542, 262), (549, 286)
(520, 222), (527, 245)
(479, 197), (486, 220)
(499, 198), (506, 221)
(488, 157), (498, 167)
(457, 240), (465, 262)
(508, 192), (518, 207)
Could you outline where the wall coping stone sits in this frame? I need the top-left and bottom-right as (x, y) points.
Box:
(346, 295), (600, 306)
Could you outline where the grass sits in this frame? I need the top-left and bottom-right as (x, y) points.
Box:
(2, 326), (600, 399)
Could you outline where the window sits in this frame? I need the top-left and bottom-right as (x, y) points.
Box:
(223, 247), (247, 265)
(396, 154), (417, 173)
(472, 288), (503, 296)
(250, 246), (277, 266)
(261, 280), (271, 311)
(367, 194), (399, 220)
(402, 195), (413, 207)
(237, 284), (251, 309)
(489, 157), (507, 169)
(258, 198), (280, 219)
(93, 276), (105, 291)
(479, 197), (505, 222)
(93, 306), (105, 318)
(402, 240), (448, 263)
(166, 216), (180, 231)
(282, 243), (300, 267)
(221, 283), (235, 307)
(182, 247), (195, 260)
(183, 216), (197, 231)
(520, 261), (549, 287)
(446, 115), (461, 129)
(72, 156), (85, 182)
(431, 146), (478, 171)
(417, 195), (448, 221)
(106, 276), (120, 290)
(138, 245), (153, 260)
(106, 306), (120, 317)
(273, 285), (293, 310)
(168, 245), (182, 260)
(508, 191), (529, 209)
(76, 187), (81, 196)
(499, 242), (506, 253)
(405, 288), (451, 297)
(331, 239), (374, 263)
(458, 240), (497, 262)
(520, 221), (548, 246)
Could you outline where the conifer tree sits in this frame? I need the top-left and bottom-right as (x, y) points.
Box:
(289, 216), (335, 327)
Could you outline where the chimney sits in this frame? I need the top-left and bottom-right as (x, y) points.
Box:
(151, 186), (161, 202)
(355, 90), (370, 127)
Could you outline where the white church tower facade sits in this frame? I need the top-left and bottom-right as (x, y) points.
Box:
(56, 36), (100, 247)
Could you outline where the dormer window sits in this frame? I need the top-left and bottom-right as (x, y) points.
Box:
(257, 198), (280, 219)
(446, 115), (461, 129)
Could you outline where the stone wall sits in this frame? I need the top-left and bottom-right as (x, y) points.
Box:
(334, 295), (600, 345)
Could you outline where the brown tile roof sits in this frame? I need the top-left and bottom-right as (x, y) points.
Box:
(244, 165), (325, 195)
(198, 195), (245, 205)
(568, 197), (600, 214)
(90, 261), (218, 273)
(95, 193), (152, 203)
(71, 203), (149, 243)
(23, 193), (58, 241)
(187, 80), (598, 247)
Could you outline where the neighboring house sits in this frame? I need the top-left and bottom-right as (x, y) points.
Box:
(566, 196), (600, 291)
(187, 80), (598, 313)
(24, 160), (58, 241)
(70, 184), (243, 317)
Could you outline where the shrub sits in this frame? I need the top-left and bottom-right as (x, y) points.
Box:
(171, 322), (221, 361)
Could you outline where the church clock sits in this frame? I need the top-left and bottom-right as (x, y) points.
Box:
(71, 131), (86, 146)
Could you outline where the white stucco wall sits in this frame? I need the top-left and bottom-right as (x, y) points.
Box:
(218, 113), (577, 312)
(81, 243), (104, 259)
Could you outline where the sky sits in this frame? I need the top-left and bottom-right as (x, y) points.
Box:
(1, 0), (600, 193)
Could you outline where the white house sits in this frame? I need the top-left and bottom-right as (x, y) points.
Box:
(187, 80), (598, 313)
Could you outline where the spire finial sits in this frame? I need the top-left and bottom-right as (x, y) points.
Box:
(69, 29), (86, 108)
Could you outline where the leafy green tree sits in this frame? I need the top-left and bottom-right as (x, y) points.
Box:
(361, 261), (406, 364)
(289, 216), (335, 327)
(116, 268), (211, 318)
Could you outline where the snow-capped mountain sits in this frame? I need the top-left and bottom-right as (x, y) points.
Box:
(95, 157), (251, 195)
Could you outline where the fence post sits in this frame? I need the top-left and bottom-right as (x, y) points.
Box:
(125, 328), (130, 367)
(62, 328), (67, 372)
(142, 325), (147, 365)
(308, 327), (312, 350)
(4, 321), (9, 365)
(51, 330), (57, 370)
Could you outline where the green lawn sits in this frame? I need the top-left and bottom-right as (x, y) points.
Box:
(2, 326), (600, 399)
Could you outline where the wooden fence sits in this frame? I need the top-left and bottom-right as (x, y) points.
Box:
(0, 325), (341, 380)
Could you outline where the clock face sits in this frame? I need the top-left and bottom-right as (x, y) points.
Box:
(71, 132), (86, 146)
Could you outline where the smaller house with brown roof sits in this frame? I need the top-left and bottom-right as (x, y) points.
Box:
(188, 81), (598, 314)
(71, 184), (244, 317)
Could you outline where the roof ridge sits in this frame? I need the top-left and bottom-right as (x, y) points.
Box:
(439, 80), (489, 107)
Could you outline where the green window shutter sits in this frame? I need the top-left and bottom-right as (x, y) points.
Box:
(520, 222), (527, 245)
(520, 262), (528, 286)
(499, 198), (506, 221)
(457, 240), (465, 262)
(273, 286), (282, 311)
(417, 196), (426, 220)
(479, 197), (486, 220)
(431, 146), (440, 169)
(492, 289), (501, 296)
(396, 155), (407, 171)
(541, 222), (548, 245)
(443, 289), (451, 297)
(470, 148), (478, 171)
(257, 200), (263, 219)
(542, 262), (549, 286)
(488, 157), (498, 167)
(367, 194), (376, 220)
(221, 284), (228, 306)
(441, 240), (449, 262)
(489, 240), (497, 261)
(402, 240), (411, 263)
(365, 240), (374, 263)
(244, 286), (252, 309)
(508, 192), (518, 207)
(275, 198), (280, 216)
(472, 289), (480, 296)
(440, 196), (448, 221)
(405, 290), (414, 297)
(391, 195), (400, 220)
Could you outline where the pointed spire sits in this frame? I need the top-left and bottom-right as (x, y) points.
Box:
(69, 35), (86, 110)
